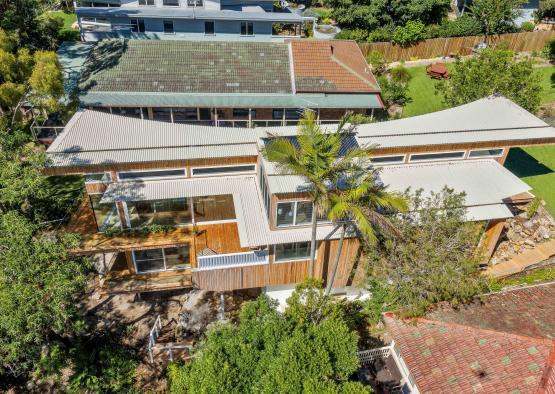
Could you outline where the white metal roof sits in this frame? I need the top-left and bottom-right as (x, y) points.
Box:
(100, 175), (339, 247)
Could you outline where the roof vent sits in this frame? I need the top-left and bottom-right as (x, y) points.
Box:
(260, 52), (265, 57)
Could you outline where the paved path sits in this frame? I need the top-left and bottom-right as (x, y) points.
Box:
(485, 239), (555, 278)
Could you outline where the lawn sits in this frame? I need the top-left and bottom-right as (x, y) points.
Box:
(402, 65), (555, 215)
(48, 10), (77, 29)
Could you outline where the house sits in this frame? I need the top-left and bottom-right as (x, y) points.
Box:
(43, 96), (555, 297)
(75, 0), (308, 42)
(365, 281), (555, 393)
(58, 39), (382, 127)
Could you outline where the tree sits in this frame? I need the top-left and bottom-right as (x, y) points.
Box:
(262, 111), (371, 277)
(468, 0), (526, 36)
(168, 280), (371, 393)
(0, 211), (89, 378)
(544, 38), (555, 62)
(391, 20), (426, 46)
(438, 47), (542, 112)
(325, 171), (407, 295)
(366, 188), (488, 318)
(536, 0), (555, 21)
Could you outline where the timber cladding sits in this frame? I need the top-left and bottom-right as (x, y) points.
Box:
(192, 238), (362, 292)
(43, 155), (258, 176)
(359, 31), (555, 62)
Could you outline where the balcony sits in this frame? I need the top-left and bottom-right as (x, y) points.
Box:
(196, 250), (269, 271)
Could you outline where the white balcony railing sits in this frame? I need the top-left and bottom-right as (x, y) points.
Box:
(196, 250), (269, 271)
(358, 346), (392, 365)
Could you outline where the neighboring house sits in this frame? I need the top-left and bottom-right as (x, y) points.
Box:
(43, 96), (555, 297)
(59, 39), (383, 126)
(368, 282), (555, 393)
(75, 0), (308, 42)
(456, 0), (539, 25)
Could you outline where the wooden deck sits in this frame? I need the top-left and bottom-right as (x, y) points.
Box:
(102, 269), (193, 294)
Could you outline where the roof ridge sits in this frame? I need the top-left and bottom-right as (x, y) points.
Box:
(329, 50), (375, 90)
(357, 125), (553, 139)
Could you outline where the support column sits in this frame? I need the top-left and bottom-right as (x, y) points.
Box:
(147, 107), (154, 120)
(219, 292), (225, 321)
(170, 107), (174, 123)
(248, 108), (252, 128)
(125, 250), (137, 274)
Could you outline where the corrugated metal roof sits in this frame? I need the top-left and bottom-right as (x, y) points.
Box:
(76, 6), (303, 21)
(465, 204), (513, 221)
(79, 92), (383, 108)
(356, 96), (549, 137)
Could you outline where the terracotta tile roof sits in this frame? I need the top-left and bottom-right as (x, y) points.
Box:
(289, 39), (380, 93)
(384, 283), (555, 393)
(427, 282), (555, 340)
(385, 314), (555, 393)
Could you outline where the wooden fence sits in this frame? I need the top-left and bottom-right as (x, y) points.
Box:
(358, 31), (555, 62)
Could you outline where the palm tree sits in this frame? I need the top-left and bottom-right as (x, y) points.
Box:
(261, 110), (370, 277)
(325, 169), (407, 295)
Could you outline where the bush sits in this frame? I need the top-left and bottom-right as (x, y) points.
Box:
(378, 75), (410, 106)
(544, 38), (555, 62)
(437, 15), (482, 37)
(391, 20), (426, 46)
(335, 28), (369, 41)
(521, 21), (535, 32)
(366, 50), (387, 75)
(366, 26), (393, 42)
(389, 65), (412, 83)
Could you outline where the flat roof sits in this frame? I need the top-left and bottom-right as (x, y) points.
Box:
(76, 39), (382, 107)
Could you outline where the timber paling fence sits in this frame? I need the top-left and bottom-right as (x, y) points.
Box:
(358, 30), (555, 62)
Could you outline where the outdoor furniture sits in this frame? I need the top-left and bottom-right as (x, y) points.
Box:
(426, 63), (449, 79)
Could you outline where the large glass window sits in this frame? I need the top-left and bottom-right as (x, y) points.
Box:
(272, 108), (301, 120)
(241, 22), (254, 36)
(118, 169), (186, 180)
(274, 242), (310, 262)
(130, 18), (146, 32)
(276, 201), (313, 227)
(191, 165), (256, 177)
(138, 0), (154, 5)
(371, 155), (405, 165)
(409, 151), (465, 162)
(133, 245), (190, 273)
(468, 148), (504, 158)
(163, 20), (174, 34)
(172, 108), (198, 122)
(126, 198), (192, 227)
(85, 172), (112, 183)
(204, 21), (215, 35)
(90, 195), (120, 232)
(187, 0), (203, 6)
(192, 195), (236, 222)
(163, 0), (179, 5)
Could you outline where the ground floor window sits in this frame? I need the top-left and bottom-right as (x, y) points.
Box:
(274, 242), (311, 262)
(133, 245), (190, 273)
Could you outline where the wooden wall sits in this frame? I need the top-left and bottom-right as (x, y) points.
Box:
(359, 31), (555, 62)
(192, 238), (362, 292)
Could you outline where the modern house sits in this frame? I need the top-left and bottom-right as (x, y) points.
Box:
(364, 281), (555, 393)
(75, 0), (308, 42)
(44, 96), (555, 297)
(60, 39), (383, 127)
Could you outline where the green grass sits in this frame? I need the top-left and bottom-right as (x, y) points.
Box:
(47, 10), (77, 29)
(537, 66), (555, 104)
(401, 66), (450, 118)
(489, 264), (555, 292)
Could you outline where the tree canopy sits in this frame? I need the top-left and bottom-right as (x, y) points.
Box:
(168, 280), (372, 393)
(468, 0), (526, 36)
(437, 47), (542, 112)
(366, 188), (488, 319)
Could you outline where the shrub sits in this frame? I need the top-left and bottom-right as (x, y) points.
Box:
(437, 15), (482, 37)
(391, 20), (425, 46)
(544, 38), (555, 62)
(366, 26), (393, 42)
(521, 21), (535, 31)
(378, 75), (410, 106)
(389, 65), (412, 83)
(366, 50), (387, 75)
(335, 28), (369, 41)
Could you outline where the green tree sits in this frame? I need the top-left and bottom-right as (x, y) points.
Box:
(168, 281), (371, 393)
(391, 20), (426, 45)
(544, 38), (555, 62)
(262, 111), (371, 277)
(366, 188), (488, 318)
(0, 211), (89, 377)
(468, 0), (526, 36)
(325, 171), (407, 295)
(536, 0), (555, 21)
(438, 47), (542, 112)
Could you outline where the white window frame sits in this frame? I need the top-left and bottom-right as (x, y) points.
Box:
(240, 21), (254, 37)
(273, 242), (314, 263)
(408, 150), (466, 163)
(371, 154), (406, 165)
(132, 245), (190, 274)
(85, 172), (112, 184)
(187, 0), (204, 7)
(138, 0), (155, 6)
(191, 164), (257, 177)
(275, 200), (313, 227)
(204, 20), (215, 36)
(468, 148), (505, 159)
(116, 167), (187, 181)
(130, 18), (146, 33)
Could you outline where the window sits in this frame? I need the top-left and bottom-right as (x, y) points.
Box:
(138, 0), (154, 4)
(233, 108), (255, 118)
(276, 201), (313, 227)
(163, 0), (179, 5)
(187, 0), (203, 6)
(241, 22), (254, 36)
(118, 169), (186, 181)
(89, 195), (120, 232)
(191, 165), (256, 177)
(259, 168), (271, 218)
(468, 148), (504, 158)
(409, 151), (465, 162)
(371, 155), (405, 165)
(192, 195), (236, 222)
(274, 242), (310, 262)
(172, 108), (198, 122)
(130, 18), (145, 32)
(272, 108), (300, 120)
(133, 246), (190, 273)
(85, 172), (112, 183)
(111, 107), (143, 118)
(163, 20), (174, 34)
(126, 198), (192, 227)
(204, 21), (215, 35)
